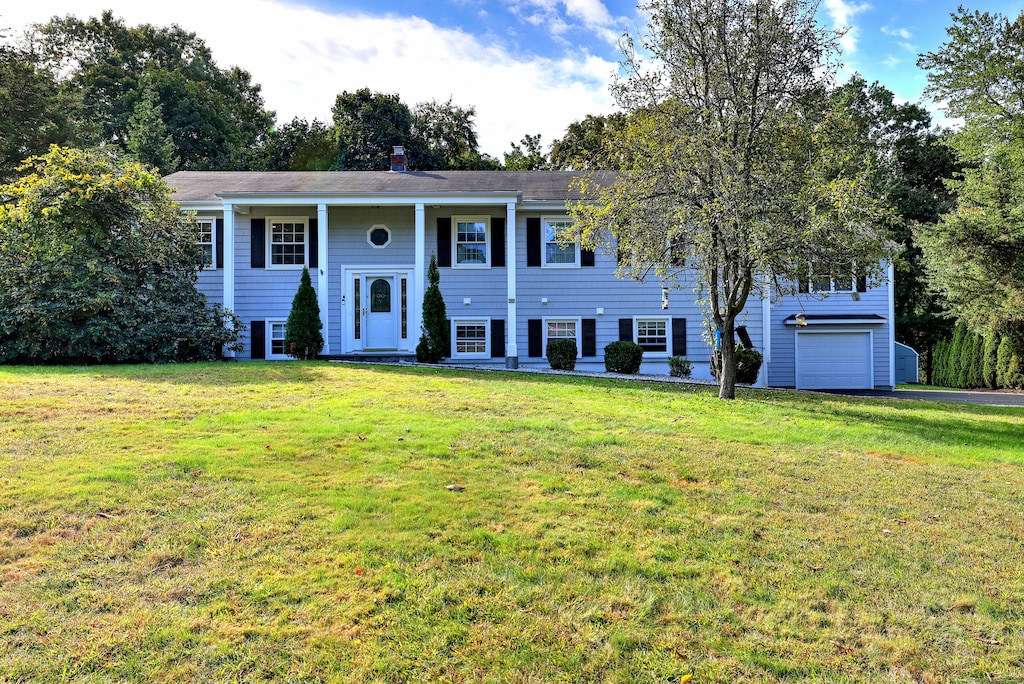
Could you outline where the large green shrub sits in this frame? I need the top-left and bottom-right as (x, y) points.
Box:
(710, 346), (763, 384)
(546, 339), (578, 371)
(284, 267), (324, 360)
(416, 253), (449, 363)
(996, 335), (1012, 388)
(0, 146), (242, 364)
(668, 355), (692, 378)
(605, 340), (644, 374)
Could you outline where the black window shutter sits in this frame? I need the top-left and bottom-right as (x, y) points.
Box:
(215, 218), (224, 269)
(526, 217), (541, 267)
(736, 325), (753, 349)
(437, 218), (452, 267)
(672, 318), (687, 356)
(251, 320), (266, 359)
(857, 274), (868, 292)
(618, 318), (633, 342)
(528, 319), (542, 357)
(491, 319), (506, 358)
(581, 248), (595, 267)
(251, 219), (266, 269)
(308, 218), (318, 269)
(492, 217), (506, 268)
(582, 319), (596, 357)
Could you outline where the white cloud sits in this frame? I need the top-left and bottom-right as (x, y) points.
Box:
(882, 54), (902, 68)
(823, 0), (871, 54)
(1, 0), (619, 157)
(504, 0), (621, 45)
(881, 25), (912, 40)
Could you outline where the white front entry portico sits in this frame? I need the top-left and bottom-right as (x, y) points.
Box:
(343, 266), (414, 353)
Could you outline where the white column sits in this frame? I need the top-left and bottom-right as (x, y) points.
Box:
(887, 260), (896, 389)
(222, 202), (235, 358)
(759, 278), (771, 388)
(317, 203), (329, 354)
(505, 201), (518, 365)
(413, 203), (426, 349)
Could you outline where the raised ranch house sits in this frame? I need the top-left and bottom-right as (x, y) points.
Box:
(167, 151), (896, 390)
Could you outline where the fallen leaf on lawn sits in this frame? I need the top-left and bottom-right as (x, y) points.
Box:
(188, 470), (203, 477)
(265, 445), (272, 450)
(446, 484), (465, 492)
(977, 637), (1004, 645)
(679, 675), (693, 683)
(882, 529), (892, 535)
(806, 563), (823, 572)
(831, 640), (855, 653)
(358, 435), (366, 441)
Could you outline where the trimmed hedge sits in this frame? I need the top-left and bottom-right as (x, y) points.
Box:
(546, 339), (577, 371)
(933, 324), (1024, 389)
(604, 341), (644, 374)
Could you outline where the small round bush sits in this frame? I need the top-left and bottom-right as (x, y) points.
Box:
(605, 340), (644, 374)
(668, 355), (692, 378)
(546, 339), (578, 370)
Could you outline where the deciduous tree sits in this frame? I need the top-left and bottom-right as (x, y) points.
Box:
(571, 0), (895, 399)
(916, 8), (1024, 340)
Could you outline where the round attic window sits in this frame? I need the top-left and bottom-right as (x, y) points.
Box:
(367, 225), (391, 249)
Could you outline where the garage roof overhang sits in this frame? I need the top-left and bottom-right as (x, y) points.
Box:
(784, 314), (886, 326)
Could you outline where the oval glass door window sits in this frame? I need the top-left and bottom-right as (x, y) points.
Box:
(370, 278), (391, 312)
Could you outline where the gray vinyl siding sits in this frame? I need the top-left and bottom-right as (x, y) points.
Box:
(426, 208), (510, 338)
(514, 212), (763, 375)
(196, 269), (223, 306)
(233, 208), (318, 359)
(766, 277), (892, 389)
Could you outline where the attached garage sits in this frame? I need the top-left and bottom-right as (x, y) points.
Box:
(795, 330), (873, 389)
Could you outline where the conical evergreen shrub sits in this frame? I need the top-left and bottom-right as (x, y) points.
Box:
(285, 267), (324, 360)
(983, 332), (1000, 389)
(416, 253), (449, 363)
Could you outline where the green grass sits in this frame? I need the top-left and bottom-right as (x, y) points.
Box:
(1, 362), (1023, 682)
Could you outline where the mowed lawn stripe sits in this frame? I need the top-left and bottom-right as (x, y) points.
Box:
(1, 362), (1022, 682)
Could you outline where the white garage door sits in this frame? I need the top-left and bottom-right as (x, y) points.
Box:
(796, 331), (873, 389)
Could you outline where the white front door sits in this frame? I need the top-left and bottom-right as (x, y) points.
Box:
(364, 276), (397, 350)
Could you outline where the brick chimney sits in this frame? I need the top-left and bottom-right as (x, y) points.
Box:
(390, 146), (407, 172)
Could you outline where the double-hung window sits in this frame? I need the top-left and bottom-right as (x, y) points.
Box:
(544, 319), (580, 357)
(454, 216), (489, 267)
(452, 319), (489, 358)
(636, 318), (668, 353)
(543, 217), (579, 267)
(269, 320), (288, 358)
(196, 218), (215, 268)
(268, 217), (307, 268)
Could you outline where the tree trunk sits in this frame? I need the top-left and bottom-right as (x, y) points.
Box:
(718, 320), (737, 399)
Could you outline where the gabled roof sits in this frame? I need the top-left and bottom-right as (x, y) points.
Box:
(163, 170), (615, 204)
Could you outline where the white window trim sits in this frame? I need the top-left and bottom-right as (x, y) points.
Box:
(634, 316), (670, 357)
(451, 317), (491, 359)
(542, 317), (582, 359)
(367, 224), (391, 249)
(452, 215), (491, 269)
(196, 216), (216, 270)
(267, 319), (290, 360)
(266, 216), (308, 270)
(541, 215), (580, 269)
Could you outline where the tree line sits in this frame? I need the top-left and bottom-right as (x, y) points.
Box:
(0, 10), (606, 179)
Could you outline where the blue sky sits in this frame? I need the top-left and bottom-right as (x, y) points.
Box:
(5, 0), (1023, 156)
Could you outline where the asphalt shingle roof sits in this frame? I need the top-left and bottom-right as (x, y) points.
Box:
(164, 170), (615, 203)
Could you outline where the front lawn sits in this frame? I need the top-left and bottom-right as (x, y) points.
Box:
(1, 363), (1022, 682)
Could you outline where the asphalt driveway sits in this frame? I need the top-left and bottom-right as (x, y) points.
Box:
(819, 388), (1024, 407)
